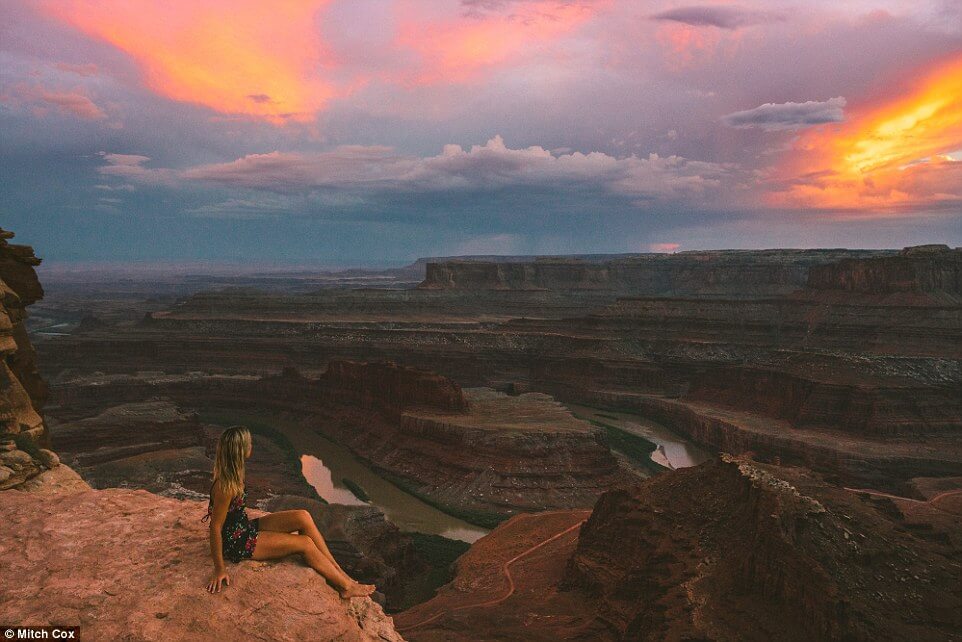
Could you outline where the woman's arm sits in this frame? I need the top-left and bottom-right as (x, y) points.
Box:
(206, 484), (231, 593)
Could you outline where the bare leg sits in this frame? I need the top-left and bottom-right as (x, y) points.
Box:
(253, 531), (375, 598)
(258, 510), (345, 573)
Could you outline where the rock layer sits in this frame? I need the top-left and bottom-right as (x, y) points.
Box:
(807, 244), (961, 296)
(319, 360), (469, 414)
(420, 249), (893, 295)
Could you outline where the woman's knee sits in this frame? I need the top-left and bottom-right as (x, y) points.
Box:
(295, 509), (315, 529)
(294, 534), (315, 553)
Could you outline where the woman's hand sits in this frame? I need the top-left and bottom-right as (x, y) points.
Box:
(207, 568), (230, 593)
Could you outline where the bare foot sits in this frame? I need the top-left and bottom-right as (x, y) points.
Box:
(340, 582), (376, 599)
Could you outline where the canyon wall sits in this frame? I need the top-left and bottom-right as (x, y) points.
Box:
(319, 360), (469, 414)
(807, 244), (962, 296)
(420, 249), (893, 295)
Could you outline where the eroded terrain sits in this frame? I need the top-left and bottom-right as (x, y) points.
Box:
(5, 237), (961, 640)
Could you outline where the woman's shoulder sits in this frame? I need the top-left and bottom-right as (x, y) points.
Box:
(210, 480), (230, 502)
(210, 480), (247, 505)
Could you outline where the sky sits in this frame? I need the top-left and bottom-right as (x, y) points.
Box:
(1, 0), (961, 266)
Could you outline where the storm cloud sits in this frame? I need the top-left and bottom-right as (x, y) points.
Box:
(112, 135), (737, 205)
(651, 5), (784, 30)
(721, 97), (847, 131)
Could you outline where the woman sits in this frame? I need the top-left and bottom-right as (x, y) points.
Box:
(204, 425), (375, 598)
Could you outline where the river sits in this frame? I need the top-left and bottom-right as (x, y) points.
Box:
(565, 403), (712, 470)
(210, 404), (704, 545)
(275, 422), (490, 544)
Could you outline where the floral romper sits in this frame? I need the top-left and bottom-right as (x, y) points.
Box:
(203, 485), (259, 562)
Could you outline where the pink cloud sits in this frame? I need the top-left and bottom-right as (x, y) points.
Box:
(1, 83), (106, 120)
(55, 62), (99, 77)
(395, 0), (604, 85)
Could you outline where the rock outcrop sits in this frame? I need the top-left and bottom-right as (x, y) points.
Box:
(44, 393), (454, 613)
(399, 456), (962, 641)
(563, 455), (962, 641)
(0, 480), (403, 641)
(0, 228), (54, 489)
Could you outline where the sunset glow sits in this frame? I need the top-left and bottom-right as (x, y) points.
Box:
(778, 54), (962, 211)
(4, 0), (962, 258)
(43, 0), (339, 123)
(396, 1), (599, 84)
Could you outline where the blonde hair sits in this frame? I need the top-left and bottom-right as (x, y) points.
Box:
(213, 426), (251, 499)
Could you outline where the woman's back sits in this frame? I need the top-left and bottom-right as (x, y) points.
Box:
(205, 484), (259, 562)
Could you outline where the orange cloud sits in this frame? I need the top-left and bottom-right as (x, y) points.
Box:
(42, 0), (339, 124)
(774, 53), (962, 212)
(396, 1), (601, 85)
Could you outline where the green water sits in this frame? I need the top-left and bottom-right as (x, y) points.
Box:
(566, 403), (712, 470)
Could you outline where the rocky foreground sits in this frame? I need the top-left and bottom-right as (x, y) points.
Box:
(0, 467), (403, 642)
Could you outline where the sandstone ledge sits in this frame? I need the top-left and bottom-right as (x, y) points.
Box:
(0, 478), (403, 642)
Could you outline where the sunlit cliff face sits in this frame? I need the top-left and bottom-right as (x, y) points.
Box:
(777, 54), (962, 212)
(42, 0), (339, 124)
